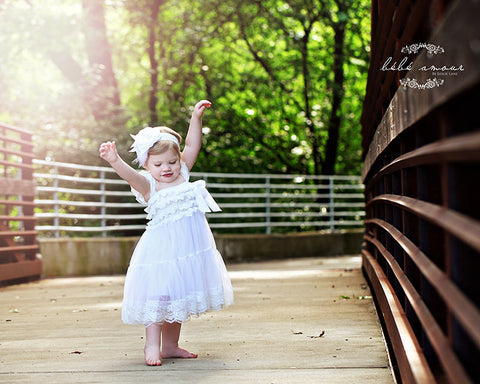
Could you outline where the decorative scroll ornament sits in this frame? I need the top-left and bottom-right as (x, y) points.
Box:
(399, 77), (445, 90)
(401, 43), (445, 55)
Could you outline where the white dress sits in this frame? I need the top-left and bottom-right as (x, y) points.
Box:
(121, 164), (234, 325)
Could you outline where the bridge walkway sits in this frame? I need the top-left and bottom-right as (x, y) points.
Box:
(0, 256), (394, 383)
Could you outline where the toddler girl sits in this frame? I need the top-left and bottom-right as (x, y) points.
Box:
(99, 100), (233, 366)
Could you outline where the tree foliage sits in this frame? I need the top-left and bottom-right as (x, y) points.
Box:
(0, 0), (370, 175)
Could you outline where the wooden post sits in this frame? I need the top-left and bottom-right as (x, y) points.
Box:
(0, 123), (41, 285)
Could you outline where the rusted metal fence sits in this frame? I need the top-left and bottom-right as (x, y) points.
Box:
(361, 1), (479, 383)
(0, 123), (41, 285)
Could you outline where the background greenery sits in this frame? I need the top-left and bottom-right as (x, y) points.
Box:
(0, 0), (370, 176)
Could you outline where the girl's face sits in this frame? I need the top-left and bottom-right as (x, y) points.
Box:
(145, 148), (182, 185)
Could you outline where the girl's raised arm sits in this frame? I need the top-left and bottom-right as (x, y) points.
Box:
(182, 100), (211, 170)
(99, 141), (150, 197)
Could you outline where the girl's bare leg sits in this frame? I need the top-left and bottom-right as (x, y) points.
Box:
(144, 323), (162, 366)
(160, 322), (198, 359)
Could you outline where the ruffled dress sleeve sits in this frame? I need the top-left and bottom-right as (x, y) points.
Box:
(131, 170), (155, 205)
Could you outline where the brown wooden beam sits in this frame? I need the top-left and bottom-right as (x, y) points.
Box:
(0, 259), (41, 284)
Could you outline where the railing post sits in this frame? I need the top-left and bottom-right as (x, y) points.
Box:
(329, 176), (334, 231)
(265, 176), (271, 234)
(100, 170), (106, 237)
(53, 164), (59, 238)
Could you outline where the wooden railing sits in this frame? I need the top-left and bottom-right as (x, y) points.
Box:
(361, 1), (480, 383)
(0, 123), (41, 285)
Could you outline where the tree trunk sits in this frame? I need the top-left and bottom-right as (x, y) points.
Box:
(322, 20), (346, 176)
(147, 0), (164, 125)
(300, 29), (322, 177)
(81, 0), (121, 122)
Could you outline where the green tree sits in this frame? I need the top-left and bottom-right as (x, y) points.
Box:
(0, 0), (126, 163)
(0, 0), (369, 175)
(191, 0), (370, 175)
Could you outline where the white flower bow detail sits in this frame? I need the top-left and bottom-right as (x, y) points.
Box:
(129, 127), (180, 166)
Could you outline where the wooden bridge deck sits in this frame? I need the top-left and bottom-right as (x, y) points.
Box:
(0, 256), (394, 383)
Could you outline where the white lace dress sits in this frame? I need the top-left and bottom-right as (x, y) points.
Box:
(121, 165), (234, 326)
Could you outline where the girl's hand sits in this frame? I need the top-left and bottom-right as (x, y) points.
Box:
(99, 141), (119, 164)
(192, 100), (212, 119)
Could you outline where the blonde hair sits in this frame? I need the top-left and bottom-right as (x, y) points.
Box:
(147, 126), (182, 159)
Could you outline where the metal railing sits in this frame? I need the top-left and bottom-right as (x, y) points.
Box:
(33, 159), (364, 237)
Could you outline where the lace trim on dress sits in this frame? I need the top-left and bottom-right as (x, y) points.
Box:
(146, 186), (198, 224)
(122, 289), (227, 325)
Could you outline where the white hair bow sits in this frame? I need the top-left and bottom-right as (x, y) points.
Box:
(129, 127), (180, 166)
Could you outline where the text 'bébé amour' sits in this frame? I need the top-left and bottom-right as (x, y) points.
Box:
(381, 57), (464, 73)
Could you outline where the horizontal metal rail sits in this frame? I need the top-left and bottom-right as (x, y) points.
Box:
(32, 159), (364, 237)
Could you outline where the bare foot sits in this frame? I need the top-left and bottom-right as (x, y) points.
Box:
(161, 347), (198, 359)
(144, 344), (162, 366)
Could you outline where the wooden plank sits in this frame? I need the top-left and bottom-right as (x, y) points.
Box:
(0, 160), (34, 170)
(366, 218), (480, 350)
(362, 0), (480, 180)
(0, 122), (34, 136)
(362, 249), (436, 384)
(0, 215), (37, 222)
(370, 0), (423, 138)
(0, 200), (36, 208)
(0, 258), (41, 283)
(0, 227), (27, 261)
(0, 245), (39, 254)
(0, 257), (394, 381)
(0, 230), (38, 237)
(0, 122), (38, 284)
(368, 194), (480, 253)
(361, 0), (419, 150)
(364, 0), (397, 108)
(0, 146), (35, 159)
(0, 178), (36, 195)
(367, 130), (480, 187)
(365, 232), (473, 383)
(0, 135), (33, 148)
